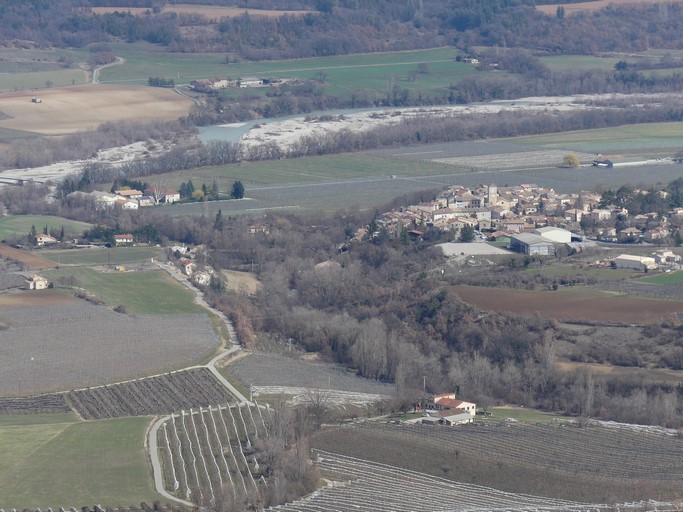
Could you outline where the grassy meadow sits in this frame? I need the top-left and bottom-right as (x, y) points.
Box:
(45, 267), (205, 314)
(126, 153), (450, 190)
(99, 45), (478, 99)
(637, 270), (683, 285)
(505, 122), (683, 154)
(41, 246), (164, 265)
(0, 416), (159, 509)
(0, 215), (92, 242)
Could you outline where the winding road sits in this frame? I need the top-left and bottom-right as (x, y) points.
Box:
(91, 57), (125, 84)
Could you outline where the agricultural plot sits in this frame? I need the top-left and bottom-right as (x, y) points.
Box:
(68, 368), (235, 420)
(100, 46), (473, 100)
(433, 149), (595, 170)
(637, 270), (683, 286)
(0, 243), (57, 269)
(0, 215), (91, 242)
(274, 450), (656, 512)
(157, 404), (267, 506)
(354, 422), (683, 481)
(0, 272), (27, 291)
(46, 267), (205, 314)
(506, 122), (683, 154)
(0, 416), (159, 509)
(42, 246), (163, 266)
(0, 393), (70, 415)
(225, 352), (394, 402)
(0, 302), (219, 396)
(451, 284), (683, 324)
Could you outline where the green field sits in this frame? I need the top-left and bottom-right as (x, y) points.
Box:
(0, 68), (89, 92)
(637, 270), (683, 285)
(100, 44), (479, 99)
(484, 407), (561, 423)
(0, 215), (92, 242)
(539, 54), (620, 72)
(0, 48), (91, 91)
(0, 126), (40, 143)
(506, 122), (683, 153)
(42, 246), (164, 265)
(0, 416), (160, 509)
(45, 267), (205, 314)
(116, 153), (452, 190)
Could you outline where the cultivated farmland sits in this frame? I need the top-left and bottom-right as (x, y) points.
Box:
(68, 368), (235, 420)
(0, 243), (57, 269)
(451, 285), (683, 324)
(0, 85), (193, 135)
(0, 394), (70, 415)
(225, 352), (394, 401)
(157, 404), (268, 506)
(42, 246), (164, 266)
(0, 214), (92, 242)
(0, 302), (219, 396)
(537, 0), (683, 16)
(312, 423), (683, 503)
(0, 416), (159, 509)
(275, 450), (670, 512)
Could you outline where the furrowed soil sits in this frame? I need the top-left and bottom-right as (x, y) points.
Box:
(0, 289), (77, 307)
(311, 425), (682, 503)
(452, 284), (683, 324)
(0, 244), (57, 269)
(0, 85), (194, 135)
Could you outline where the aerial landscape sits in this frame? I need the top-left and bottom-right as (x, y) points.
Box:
(5, 0), (683, 511)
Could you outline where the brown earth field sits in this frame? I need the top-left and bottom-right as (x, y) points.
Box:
(0, 288), (76, 307)
(451, 285), (683, 324)
(0, 244), (57, 269)
(537, 0), (683, 15)
(90, 5), (314, 18)
(311, 426), (682, 503)
(0, 85), (194, 135)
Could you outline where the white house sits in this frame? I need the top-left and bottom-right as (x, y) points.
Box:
(113, 234), (134, 245)
(35, 234), (57, 246)
(192, 271), (211, 286)
(26, 275), (49, 290)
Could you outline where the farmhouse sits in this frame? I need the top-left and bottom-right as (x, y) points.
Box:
(509, 233), (555, 256)
(190, 78), (229, 92)
(25, 275), (49, 290)
(115, 189), (143, 199)
(113, 233), (134, 245)
(162, 190), (181, 204)
(614, 254), (657, 272)
(429, 393), (477, 416)
(238, 77), (265, 87)
(653, 249), (681, 264)
(35, 234), (57, 246)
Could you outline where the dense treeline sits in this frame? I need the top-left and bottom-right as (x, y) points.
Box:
(7, 1), (683, 60)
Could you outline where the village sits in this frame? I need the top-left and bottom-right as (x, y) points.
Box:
(363, 183), (683, 272)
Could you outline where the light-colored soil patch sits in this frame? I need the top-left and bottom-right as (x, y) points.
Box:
(222, 269), (261, 295)
(91, 5), (314, 18)
(0, 289), (77, 307)
(452, 284), (683, 324)
(0, 85), (193, 135)
(537, 0), (683, 15)
(433, 149), (596, 169)
(0, 244), (57, 269)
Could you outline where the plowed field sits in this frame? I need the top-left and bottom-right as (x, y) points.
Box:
(0, 85), (193, 135)
(0, 244), (57, 269)
(452, 285), (683, 324)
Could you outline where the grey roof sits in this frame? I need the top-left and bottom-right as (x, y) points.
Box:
(510, 232), (554, 246)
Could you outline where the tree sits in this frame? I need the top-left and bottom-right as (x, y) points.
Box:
(231, 180), (245, 199)
(460, 224), (475, 243)
(556, 6), (565, 19)
(563, 153), (580, 168)
(213, 209), (223, 230)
